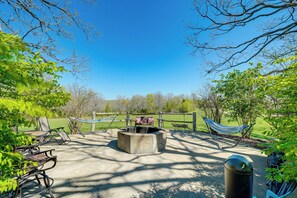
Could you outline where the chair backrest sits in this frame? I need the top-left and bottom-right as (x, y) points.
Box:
(267, 181), (297, 198)
(277, 181), (296, 197)
(144, 117), (154, 124)
(135, 117), (142, 125)
(135, 117), (154, 125)
(39, 117), (51, 132)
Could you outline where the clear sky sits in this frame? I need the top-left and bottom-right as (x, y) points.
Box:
(60, 0), (211, 100)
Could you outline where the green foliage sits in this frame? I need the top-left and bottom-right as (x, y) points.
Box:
(104, 102), (111, 113)
(165, 100), (175, 113)
(213, 64), (266, 137)
(163, 96), (182, 113)
(0, 31), (70, 193)
(178, 99), (192, 113)
(263, 55), (297, 182)
(211, 54), (297, 182)
(0, 125), (34, 192)
(146, 94), (156, 113)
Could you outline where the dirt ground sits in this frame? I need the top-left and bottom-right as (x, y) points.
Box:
(19, 130), (295, 198)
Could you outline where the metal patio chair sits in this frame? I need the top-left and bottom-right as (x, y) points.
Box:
(5, 145), (57, 198)
(39, 117), (71, 144)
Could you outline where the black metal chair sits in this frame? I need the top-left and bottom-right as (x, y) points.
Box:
(8, 145), (57, 198)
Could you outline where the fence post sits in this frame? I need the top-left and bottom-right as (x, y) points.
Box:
(193, 112), (197, 132)
(91, 111), (96, 132)
(126, 111), (130, 127)
(158, 111), (163, 128)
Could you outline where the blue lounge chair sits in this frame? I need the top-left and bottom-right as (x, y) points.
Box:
(266, 181), (296, 198)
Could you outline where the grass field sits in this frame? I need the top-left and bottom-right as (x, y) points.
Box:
(19, 113), (272, 140)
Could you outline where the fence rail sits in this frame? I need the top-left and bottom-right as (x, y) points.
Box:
(91, 111), (197, 132)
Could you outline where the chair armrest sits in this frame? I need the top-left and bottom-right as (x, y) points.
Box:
(266, 189), (278, 198)
(37, 149), (55, 157)
(50, 127), (64, 132)
(16, 144), (40, 154)
(266, 189), (292, 198)
(25, 152), (57, 171)
(16, 144), (39, 150)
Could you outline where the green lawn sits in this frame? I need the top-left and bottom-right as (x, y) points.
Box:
(19, 113), (272, 140)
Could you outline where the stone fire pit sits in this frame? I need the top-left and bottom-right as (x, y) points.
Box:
(117, 126), (166, 154)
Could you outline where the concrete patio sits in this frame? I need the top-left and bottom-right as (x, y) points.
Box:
(28, 130), (270, 197)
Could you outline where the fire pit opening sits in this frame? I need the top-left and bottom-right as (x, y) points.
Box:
(122, 126), (161, 134)
(117, 126), (166, 154)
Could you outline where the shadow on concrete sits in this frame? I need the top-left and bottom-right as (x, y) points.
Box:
(133, 183), (202, 198)
(107, 140), (126, 153)
(38, 130), (268, 198)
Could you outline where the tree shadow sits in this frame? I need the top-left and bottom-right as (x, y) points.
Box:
(38, 130), (267, 197)
(133, 183), (205, 198)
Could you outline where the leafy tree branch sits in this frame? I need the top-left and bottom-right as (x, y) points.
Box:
(0, 32), (70, 192)
(0, 0), (96, 74)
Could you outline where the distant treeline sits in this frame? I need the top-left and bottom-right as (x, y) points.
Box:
(101, 93), (197, 114)
(61, 85), (201, 117)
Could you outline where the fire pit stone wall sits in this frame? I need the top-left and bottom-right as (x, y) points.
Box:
(117, 126), (167, 154)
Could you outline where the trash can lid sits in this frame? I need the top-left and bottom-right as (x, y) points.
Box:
(225, 155), (253, 174)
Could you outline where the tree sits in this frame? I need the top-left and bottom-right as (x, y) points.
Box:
(165, 101), (174, 113)
(188, 0), (297, 73)
(154, 92), (165, 112)
(164, 93), (174, 113)
(0, 32), (70, 192)
(262, 55), (297, 183)
(164, 94), (182, 113)
(62, 84), (102, 118)
(197, 85), (224, 124)
(213, 64), (266, 137)
(130, 95), (146, 113)
(0, 0), (95, 73)
(178, 99), (192, 113)
(62, 84), (102, 134)
(104, 102), (111, 113)
(116, 96), (130, 113)
(146, 94), (156, 113)
(190, 92), (200, 110)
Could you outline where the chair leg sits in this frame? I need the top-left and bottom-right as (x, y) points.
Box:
(40, 134), (54, 145)
(45, 176), (54, 198)
(9, 187), (20, 198)
(56, 131), (71, 144)
(39, 172), (54, 198)
(60, 128), (71, 142)
(35, 174), (41, 185)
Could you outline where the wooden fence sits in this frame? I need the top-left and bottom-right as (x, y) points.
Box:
(91, 111), (197, 132)
(157, 112), (196, 131)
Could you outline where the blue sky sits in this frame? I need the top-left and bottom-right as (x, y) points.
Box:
(60, 0), (213, 99)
